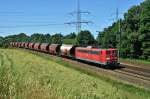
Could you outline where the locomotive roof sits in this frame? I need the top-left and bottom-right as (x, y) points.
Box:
(76, 47), (117, 51)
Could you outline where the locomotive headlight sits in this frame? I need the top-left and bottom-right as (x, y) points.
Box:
(106, 58), (110, 60)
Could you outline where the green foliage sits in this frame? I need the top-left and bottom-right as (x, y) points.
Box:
(63, 33), (77, 45)
(0, 33), (30, 48)
(77, 30), (96, 47)
(30, 33), (51, 43)
(97, 0), (150, 60)
(120, 58), (150, 66)
(63, 32), (76, 39)
(51, 33), (63, 44)
(0, 37), (4, 47)
(5, 33), (30, 42)
(97, 23), (118, 48)
(63, 38), (76, 45)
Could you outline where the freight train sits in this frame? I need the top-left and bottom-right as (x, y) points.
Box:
(10, 42), (119, 67)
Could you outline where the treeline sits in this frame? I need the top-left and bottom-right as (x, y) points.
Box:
(0, 30), (96, 47)
(0, 0), (149, 60)
(97, 0), (150, 60)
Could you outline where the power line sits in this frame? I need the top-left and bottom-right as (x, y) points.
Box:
(0, 23), (64, 28)
(0, 11), (62, 17)
(65, 0), (92, 33)
(0, 11), (23, 14)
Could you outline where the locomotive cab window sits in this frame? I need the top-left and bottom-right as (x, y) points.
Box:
(112, 50), (117, 56)
(106, 51), (111, 55)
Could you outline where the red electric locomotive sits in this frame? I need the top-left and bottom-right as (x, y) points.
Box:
(75, 47), (119, 67)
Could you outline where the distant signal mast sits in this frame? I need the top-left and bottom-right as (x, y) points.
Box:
(65, 0), (92, 33)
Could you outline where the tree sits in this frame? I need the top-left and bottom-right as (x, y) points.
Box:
(97, 23), (118, 48)
(139, 0), (150, 60)
(64, 33), (76, 39)
(5, 33), (29, 42)
(44, 34), (51, 43)
(51, 33), (63, 44)
(1, 33), (29, 47)
(63, 33), (77, 45)
(30, 33), (45, 43)
(96, 0), (150, 60)
(30, 33), (51, 43)
(122, 5), (142, 58)
(0, 36), (4, 47)
(76, 30), (95, 47)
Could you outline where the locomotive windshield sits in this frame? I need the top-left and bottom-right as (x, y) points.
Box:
(112, 50), (117, 56)
(107, 50), (117, 56)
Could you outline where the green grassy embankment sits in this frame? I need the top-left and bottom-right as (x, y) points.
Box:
(0, 49), (150, 99)
(120, 58), (150, 67)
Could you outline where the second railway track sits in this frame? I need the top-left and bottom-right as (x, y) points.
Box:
(121, 64), (150, 73)
(118, 64), (150, 81)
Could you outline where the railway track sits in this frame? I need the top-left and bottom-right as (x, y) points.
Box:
(115, 69), (150, 81)
(121, 64), (150, 73)
(118, 64), (150, 81)
(113, 64), (150, 89)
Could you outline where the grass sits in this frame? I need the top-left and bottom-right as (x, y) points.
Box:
(28, 50), (150, 98)
(120, 58), (150, 66)
(0, 49), (150, 99)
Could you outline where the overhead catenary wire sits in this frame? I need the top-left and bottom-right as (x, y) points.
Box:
(0, 23), (65, 28)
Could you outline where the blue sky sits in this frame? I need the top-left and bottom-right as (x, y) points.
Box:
(0, 0), (144, 37)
